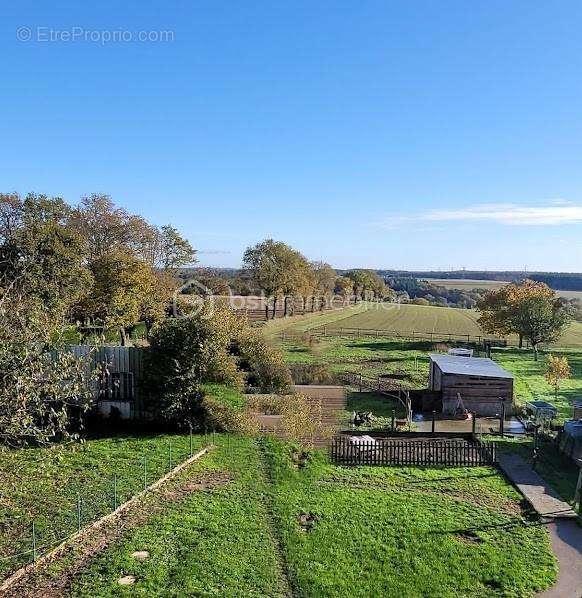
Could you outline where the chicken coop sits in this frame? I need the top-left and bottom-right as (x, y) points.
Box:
(428, 354), (514, 417)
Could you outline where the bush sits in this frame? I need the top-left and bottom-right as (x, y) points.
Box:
(144, 300), (291, 425)
(246, 393), (331, 449)
(201, 384), (257, 434)
(288, 363), (337, 385)
(233, 328), (292, 393)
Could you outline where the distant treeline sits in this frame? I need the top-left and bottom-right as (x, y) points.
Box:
(374, 270), (582, 291)
(179, 267), (582, 293)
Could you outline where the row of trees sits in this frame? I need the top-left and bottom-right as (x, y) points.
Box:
(241, 239), (392, 318)
(0, 193), (196, 345)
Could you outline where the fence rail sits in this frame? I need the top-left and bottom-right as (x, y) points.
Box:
(308, 327), (516, 347)
(330, 436), (497, 467)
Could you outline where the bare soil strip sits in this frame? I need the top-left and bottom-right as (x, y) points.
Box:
(0, 450), (229, 598)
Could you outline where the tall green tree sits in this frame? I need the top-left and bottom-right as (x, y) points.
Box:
(0, 193), (91, 326)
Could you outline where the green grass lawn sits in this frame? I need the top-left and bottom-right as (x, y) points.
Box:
(71, 436), (289, 597)
(265, 439), (557, 597)
(63, 438), (557, 597)
(491, 347), (582, 421)
(0, 432), (208, 578)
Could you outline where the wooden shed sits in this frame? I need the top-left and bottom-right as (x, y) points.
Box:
(428, 354), (513, 417)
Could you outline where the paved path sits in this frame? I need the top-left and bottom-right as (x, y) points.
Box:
(540, 519), (582, 597)
(497, 453), (577, 518)
(497, 453), (582, 597)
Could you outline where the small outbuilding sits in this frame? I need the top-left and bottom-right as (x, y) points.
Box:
(428, 354), (514, 417)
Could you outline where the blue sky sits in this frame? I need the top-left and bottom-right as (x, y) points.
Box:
(2, 1), (582, 271)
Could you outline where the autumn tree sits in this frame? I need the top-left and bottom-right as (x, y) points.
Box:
(159, 224), (197, 270)
(71, 194), (196, 269)
(243, 239), (310, 319)
(335, 276), (354, 305)
(311, 261), (337, 310)
(79, 250), (171, 345)
(0, 193), (92, 326)
(544, 354), (571, 398)
(346, 269), (389, 302)
(296, 266), (317, 312)
(478, 280), (571, 359)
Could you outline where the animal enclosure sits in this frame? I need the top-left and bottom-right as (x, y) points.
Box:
(429, 354), (513, 417)
(330, 435), (498, 466)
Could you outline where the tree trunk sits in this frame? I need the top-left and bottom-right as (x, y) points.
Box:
(519, 334), (523, 349)
(283, 295), (289, 317)
(533, 344), (538, 361)
(265, 304), (269, 320)
(311, 296), (316, 312)
(119, 327), (129, 346)
(272, 296), (277, 319)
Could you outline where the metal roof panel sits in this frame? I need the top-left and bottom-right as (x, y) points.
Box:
(429, 354), (513, 379)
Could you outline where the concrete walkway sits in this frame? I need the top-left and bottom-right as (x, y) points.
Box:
(497, 453), (582, 597)
(497, 453), (577, 518)
(540, 519), (582, 597)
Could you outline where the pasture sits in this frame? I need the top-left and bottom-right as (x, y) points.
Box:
(314, 302), (582, 348)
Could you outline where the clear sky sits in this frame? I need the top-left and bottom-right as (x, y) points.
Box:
(2, 1), (582, 271)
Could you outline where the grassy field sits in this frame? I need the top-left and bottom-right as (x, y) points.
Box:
(64, 438), (556, 597)
(0, 433), (208, 578)
(425, 278), (582, 301)
(324, 303), (485, 337)
(305, 302), (582, 348)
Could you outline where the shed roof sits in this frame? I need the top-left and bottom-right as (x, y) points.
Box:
(429, 354), (513, 379)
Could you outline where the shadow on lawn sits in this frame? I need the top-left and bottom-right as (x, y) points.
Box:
(428, 516), (546, 537)
(398, 472), (500, 485)
(345, 340), (434, 353)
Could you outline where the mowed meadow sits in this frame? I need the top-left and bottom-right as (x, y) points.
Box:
(315, 303), (582, 348)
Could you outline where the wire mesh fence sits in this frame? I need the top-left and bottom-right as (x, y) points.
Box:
(0, 430), (216, 579)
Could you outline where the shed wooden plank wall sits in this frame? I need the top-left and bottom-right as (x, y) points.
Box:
(441, 372), (513, 416)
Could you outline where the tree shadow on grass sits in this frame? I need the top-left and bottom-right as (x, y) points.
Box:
(346, 340), (434, 353)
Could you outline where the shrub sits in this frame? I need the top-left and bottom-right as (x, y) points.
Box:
(288, 363), (337, 385)
(201, 384), (258, 434)
(246, 393), (331, 449)
(233, 328), (292, 393)
(144, 300), (291, 425)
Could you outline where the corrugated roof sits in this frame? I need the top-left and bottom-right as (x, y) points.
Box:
(429, 354), (513, 379)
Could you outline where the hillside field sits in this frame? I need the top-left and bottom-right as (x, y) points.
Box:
(318, 303), (582, 348)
